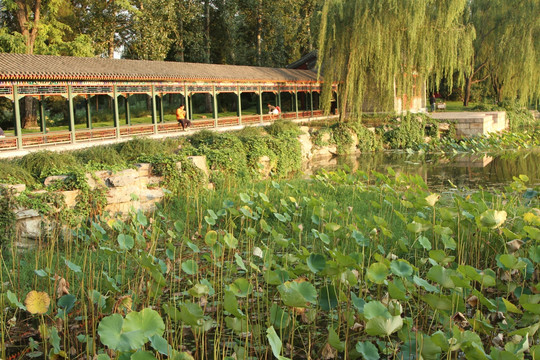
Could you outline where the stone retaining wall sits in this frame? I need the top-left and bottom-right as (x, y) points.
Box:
(430, 111), (507, 138)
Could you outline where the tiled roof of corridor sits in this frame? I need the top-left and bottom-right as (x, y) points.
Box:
(0, 53), (320, 82)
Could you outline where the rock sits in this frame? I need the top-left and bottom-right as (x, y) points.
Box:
(59, 190), (80, 208)
(85, 173), (106, 190)
(188, 156), (209, 178)
(297, 132), (313, 161)
(134, 163), (152, 177)
(257, 156), (276, 178)
(15, 208), (40, 220)
(44, 175), (69, 187)
(106, 169), (139, 187)
(0, 183), (26, 195)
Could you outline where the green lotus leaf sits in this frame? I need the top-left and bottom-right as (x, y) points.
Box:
(356, 341), (379, 360)
(98, 313), (146, 352)
(205, 231), (218, 246)
(224, 290), (244, 318)
(124, 308), (165, 338)
(225, 316), (249, 333)
(267, 326), (290, 360)
(413, 275), (440, 293)
(131, 351), (157, 360)
(319, 285), (338, 311)
(328, 327), (345, 351)
(427, 265), (455, 289)
(498, 254), (527, 270)
(478, 210), (507, 229)
(181, 260), (198, 275)
(307, 253), (326, 273)
(150, 335), (173, 356)
(366, 262), (389, 284)
(365, 315), (403, 336)
(223, 233), (238, 249)
(390, 259), (413, 277)
(325, 222), (341, 232)
(422, 294), (453, 311)
(363, 301), (391, 320)
(278, 281), (317, 307)
(270, 303), (290, 329)
(229, 278), (253, 297)
(418, 236), (432, 250)
(179, 302), (204, 326)
(188, 283), (210, 298)
(529, 245), (540, 263)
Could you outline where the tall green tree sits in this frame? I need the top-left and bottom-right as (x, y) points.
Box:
(0, 0), (93, 127)
(317, 0), (475, 118)
(462, 0), (540, 106)
(123, 0), (176, 60)
(73, 0), (134, 58)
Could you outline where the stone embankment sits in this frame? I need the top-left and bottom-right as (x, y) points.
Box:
(6, 127), (352, 246)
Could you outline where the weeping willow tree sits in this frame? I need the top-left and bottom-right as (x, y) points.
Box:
(317, 0), (475, 118)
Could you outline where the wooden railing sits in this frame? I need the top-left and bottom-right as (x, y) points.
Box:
(1, 111), (332, 152)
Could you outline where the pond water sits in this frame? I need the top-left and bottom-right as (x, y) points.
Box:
(304, 148), (540, 191)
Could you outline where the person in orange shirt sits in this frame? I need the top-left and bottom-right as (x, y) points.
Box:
(176, 105), (191, 130)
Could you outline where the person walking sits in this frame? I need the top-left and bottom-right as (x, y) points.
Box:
(429, 94), (436, 112)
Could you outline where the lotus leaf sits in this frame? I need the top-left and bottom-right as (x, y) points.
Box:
(413, 276), (440, 293)
(131, 351), (157, 360)
(478, 210), (507, 229)
(224, 291), (244, 318)
(7, 290), (26, 311)
(270, 303), (290, 329)
(425, 193), (440, 207)
(319, 285), (338, 311)
(205, 231), (218, 246)
(422, 294), (453, 311)
(351, 293), (365, 312)
(277, 281), (317, 307)
(328, 327), (345, 351)
(388, 279), (408, 301)
(188, 284), (209, 298)
(307, 253), (326, 273)
(223, 233), (238, 249)
(365, 315), (403, 336)
(64, 258), (82, 273)
(98, 313), (147, 352)
(229, 278), (252, 297)
(25, 291), (50, 314)
(226, 316), (249, 333)
(355, 341), (379, 360)
(524, 226), (540, 240)
(390, 259), (413, 277)
(117, 234), (134, 251)
(427, 265), (455, 289)
(266, 326), (290, 360)
(352, 230), (369, 246)
(498, 254), (527, 270)
(363, 301), (391, 320)
(179, 302), (204, 326)
(367, 262), (389, 284)
(181, 260), (198, 275)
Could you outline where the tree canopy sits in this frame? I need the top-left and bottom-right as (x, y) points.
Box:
(317, 0), (476, 117)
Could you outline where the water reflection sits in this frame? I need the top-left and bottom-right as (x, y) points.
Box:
(303, 149), (540, 190)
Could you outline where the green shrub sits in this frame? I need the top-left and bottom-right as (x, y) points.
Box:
(0, 160), (38, 186)
(17, 150), (81, 180)
(330, 122), (355, 155)
(383, 114), (425, 149)
(117, 137), (172, 162)
(73, 145), (127, 170)
(264, 120), (302, 138)
(0, 187), (16, 248)
(507, 109), (536, 132)
(347, 120), (384, 152)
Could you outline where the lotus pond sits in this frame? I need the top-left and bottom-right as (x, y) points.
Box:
(1, 162), (540, 359)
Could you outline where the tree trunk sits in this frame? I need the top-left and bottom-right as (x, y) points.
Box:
(463, 75), (472, 107)
(204, 0), (211, 63)
(257, 0), (262, 66)
(21, 97), (39, 128)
